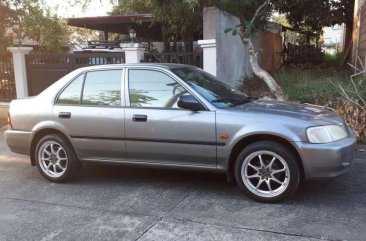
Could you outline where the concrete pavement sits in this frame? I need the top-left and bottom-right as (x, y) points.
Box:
(0, 130), (365, 241)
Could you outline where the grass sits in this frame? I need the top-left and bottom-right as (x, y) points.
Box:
(274, 68), (352, 103)
(323, 52), (342, 65)
(243, 67), (366, 104)
(243, 67), (366, 140)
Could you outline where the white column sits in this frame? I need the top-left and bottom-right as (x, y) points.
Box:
(198, 39), (217, 76)
(121, 43), (145, 64)
(7, 47), (33, 98)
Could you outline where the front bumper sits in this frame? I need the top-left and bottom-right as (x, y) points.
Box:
(4, 129), (32, 156)
(295, 131), (356, 180)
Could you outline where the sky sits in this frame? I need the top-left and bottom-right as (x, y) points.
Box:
(44, 0), (116, 18)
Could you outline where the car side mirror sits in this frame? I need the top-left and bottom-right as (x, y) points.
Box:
(178, 95), (204, 111)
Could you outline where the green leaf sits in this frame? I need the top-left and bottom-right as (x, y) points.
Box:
(224, 28), (233, 33)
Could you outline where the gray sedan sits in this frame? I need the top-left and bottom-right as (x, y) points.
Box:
(5, 64), (356, 202)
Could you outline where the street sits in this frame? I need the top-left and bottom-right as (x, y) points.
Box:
(0, 127), (365, 241)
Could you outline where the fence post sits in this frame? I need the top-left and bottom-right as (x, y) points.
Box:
(121, 43), (145, 64)
(197, 39), (217, 76)
(7, 47), (33, 98)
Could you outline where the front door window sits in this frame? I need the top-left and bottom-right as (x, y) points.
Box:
(128, 69), (187, 109)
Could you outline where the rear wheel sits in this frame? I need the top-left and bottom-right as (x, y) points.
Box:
(35, 134), (80, 182)
(234, 141), (300, 203)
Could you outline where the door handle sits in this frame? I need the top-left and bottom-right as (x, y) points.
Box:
(132, 114), (147, 122)
(59, 112), (71, 119)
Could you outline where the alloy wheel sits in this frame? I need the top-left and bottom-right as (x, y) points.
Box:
(38, 141), (68, 178)
(241, 150), (290, 198)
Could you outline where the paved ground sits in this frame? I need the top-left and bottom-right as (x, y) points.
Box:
(0, 129), (365, 241)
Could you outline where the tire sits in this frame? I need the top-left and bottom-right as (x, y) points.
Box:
(35, 134), (80, 182)
(234, 141), (300, 203)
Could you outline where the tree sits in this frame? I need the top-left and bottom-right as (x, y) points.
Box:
(110, 0), (213, 51)
(2, 0), (70, 53)
(0, 1), (14, 54)
(23, 6), (70, 52)
(274, 0), (331, 33)
(274, 0), (354, 53)
(271, 14), (291, 28)
(209, 0), (355, 99)
(329, 0), (354, 56)
(219, 0), (286, 100)
(110, 0), (285, 99)
(111, 0), (354, 100)
(109, 0), (152, 14)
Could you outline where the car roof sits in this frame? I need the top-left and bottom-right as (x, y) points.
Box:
(76, 63), (196, 72)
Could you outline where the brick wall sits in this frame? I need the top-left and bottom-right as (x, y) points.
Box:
(352, 0), (366, 65)
(358, 3), (366, 59)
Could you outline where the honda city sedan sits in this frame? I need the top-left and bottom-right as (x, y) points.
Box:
(5, 64), (356, 202)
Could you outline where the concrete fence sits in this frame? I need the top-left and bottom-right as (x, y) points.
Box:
(6, 41), (220, 99)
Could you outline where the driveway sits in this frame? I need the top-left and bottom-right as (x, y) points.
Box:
(0, 129), (365, 241)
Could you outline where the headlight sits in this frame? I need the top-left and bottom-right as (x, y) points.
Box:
(306, 125), (348, 143)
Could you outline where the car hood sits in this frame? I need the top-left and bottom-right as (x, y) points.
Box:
(230, 99), (344, 125)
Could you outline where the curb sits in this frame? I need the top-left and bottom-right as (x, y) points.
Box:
(0, 102), (10, 108)
(0, 103), (9, 127)
(0, 125), (7, 132)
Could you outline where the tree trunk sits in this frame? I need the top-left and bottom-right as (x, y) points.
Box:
(162, 27), (170, 52)
(182, 32), (194, 52)
(343, 24), (353, 62)
(242, 37), (286, 101)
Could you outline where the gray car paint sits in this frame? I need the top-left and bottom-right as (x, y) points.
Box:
(5, 64), (356, 179)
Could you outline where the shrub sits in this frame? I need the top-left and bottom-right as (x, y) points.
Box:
(324, 52), (342, 65)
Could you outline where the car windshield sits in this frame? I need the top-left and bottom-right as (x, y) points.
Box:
(172, 67), (254, 108)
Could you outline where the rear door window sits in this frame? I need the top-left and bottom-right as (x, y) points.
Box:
(56, 74), (84, 105)
(81, 70), (122, 106)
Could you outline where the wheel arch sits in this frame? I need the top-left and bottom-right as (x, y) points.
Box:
(227, 134), (305, 182)
(30, 128), (75, 166)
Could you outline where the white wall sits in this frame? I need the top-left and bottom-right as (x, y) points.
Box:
(203, 7), (252, 88)
(322, 24), (345, 53)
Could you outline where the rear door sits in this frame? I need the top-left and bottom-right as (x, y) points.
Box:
(53, 68), (126, 161)
(124, 68), (217, 167)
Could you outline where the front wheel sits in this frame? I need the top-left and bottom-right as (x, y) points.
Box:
(234, 141), (300, 203)
(35, 134), (80, 182)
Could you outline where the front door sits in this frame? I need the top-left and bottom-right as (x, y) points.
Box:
(124, 68), (216, 167)
(53, 69), (126, 161)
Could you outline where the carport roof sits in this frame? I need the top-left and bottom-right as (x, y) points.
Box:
(68, 14), (164, 41)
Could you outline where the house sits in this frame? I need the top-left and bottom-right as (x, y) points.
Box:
(68, 9), (283, 75)
(322, 24), (346, 54)
(352, 0), (366, 66)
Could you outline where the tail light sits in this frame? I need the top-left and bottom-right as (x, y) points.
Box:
(7, 113), (13, 129)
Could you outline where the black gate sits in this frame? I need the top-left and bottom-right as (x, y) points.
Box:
(283, 43), (323, 64)
(26, 53), (125, 96)
(143, 52), (203, 68)
(0, 54), (16, 101)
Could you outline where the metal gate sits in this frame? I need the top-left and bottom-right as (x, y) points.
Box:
(143, 52), (203, 68)
(26, 53), (125, 96)
(0, 54), (16, 101)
